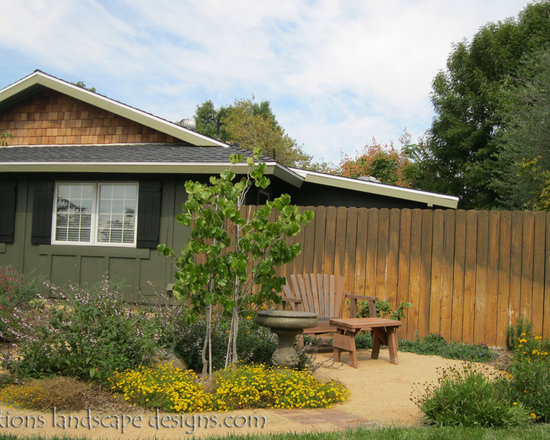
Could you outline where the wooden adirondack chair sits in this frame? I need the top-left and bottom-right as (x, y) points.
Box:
(280, 273), (378, 336)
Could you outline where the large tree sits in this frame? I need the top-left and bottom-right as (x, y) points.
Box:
(193, 98), (317, 169)
(421, 1), (550, 209)
(492, 47), (550, 210)
(335, 133), (422, 187)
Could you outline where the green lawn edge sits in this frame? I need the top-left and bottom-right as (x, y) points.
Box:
(1, 425), (550, 440)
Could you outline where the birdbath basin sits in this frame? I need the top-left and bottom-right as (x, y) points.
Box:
(256, 310), (318, 368)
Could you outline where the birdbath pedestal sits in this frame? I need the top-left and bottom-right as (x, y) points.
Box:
(256, 310), (318, 368)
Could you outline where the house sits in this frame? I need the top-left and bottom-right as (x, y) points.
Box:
(0, 71), (458, 299)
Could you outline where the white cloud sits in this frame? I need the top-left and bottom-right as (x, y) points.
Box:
(0, 0), (532, 162)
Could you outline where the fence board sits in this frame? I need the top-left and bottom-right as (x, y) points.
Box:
(544, 214), (550, 337)
(376, 208), (390, 300)
(440, 210), (455, 341)
(497, 211), (512, 347)
(343, 208), (358, 294)
(509, 211), (523, 326)
(451, 210), (466, 342)
(397, 209), (412, 339)
(419, 210), (433, 337)
(463, 211), (478, 344)
(429, 210), (444, 334)
(355, 209), (369, 296)
(334, 207), (348, 276)
(313, 206), (326, 274)
(387, 209), (401, 308)
(474, 211), (489, 344)
(408, 209), (423, 339)
(366, 209), (379, 296)
(486, 211), (500, 347)
(324, 207), (337, 275)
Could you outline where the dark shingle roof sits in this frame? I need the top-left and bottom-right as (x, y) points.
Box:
(0, 144), (273, 163)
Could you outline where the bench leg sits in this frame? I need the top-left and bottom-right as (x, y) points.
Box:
(387, 327), (398, 364)
(332, 329), (359, 368)
(333, 347), (342, 363)
(371, 330), (381, 359)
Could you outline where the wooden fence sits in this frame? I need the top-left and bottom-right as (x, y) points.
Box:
(267, 207), (550, 348)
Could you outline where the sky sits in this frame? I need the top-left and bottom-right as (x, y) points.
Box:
(0, 0), (534, 164)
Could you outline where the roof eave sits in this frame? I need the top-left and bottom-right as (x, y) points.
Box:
(0, 161), (304, 188)
(290, 168), (459, 209)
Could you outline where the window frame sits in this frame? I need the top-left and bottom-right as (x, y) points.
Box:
(51, 181), (139, 248)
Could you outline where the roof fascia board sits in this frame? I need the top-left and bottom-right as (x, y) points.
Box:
(292, 168), (458, 209)
(0, 71), (228, 148)
(0, 162), (304, 188)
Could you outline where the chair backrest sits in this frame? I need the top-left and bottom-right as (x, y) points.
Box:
(281, 273), (346, 319)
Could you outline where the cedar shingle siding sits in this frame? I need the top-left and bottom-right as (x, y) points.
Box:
(0, 89), (179, 145)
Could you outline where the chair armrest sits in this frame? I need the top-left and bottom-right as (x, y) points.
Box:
(345, 293), (378, 318)
(280, 296), (303, 311)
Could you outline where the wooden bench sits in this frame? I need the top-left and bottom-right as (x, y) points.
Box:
(280, 273), (378, 337)
(330, 317), (402, 367)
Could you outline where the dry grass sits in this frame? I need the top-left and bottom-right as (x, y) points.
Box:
(0, 376), (138, 413)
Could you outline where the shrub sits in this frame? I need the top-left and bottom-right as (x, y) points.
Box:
(356, 299), (411, 320)
(173, 316), (277, 372)
(502, 359), (550, 423)
(355, 332), (372, 349)
(109, 363), (349, 412)
(414, 364), (531, 427)
(499, 326), (550, 422)
(0, 266), (44, 342)
(399, 333), (497, 363)
(2, 278), (163, 382)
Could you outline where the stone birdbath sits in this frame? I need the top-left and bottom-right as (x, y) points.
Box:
(256, 310), (318, 368)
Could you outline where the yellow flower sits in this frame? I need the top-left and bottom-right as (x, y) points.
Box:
(521, 332), (527, 336)
(513, 402), (518, 405)
(531, 413), (537, 418)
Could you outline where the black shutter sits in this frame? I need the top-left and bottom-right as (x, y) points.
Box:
(0, 180), (16, 243)
(137, 181), (162, 249)
(31, 180), (54, 245)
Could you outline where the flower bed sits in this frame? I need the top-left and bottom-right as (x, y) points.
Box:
(110, 363), (349, 412)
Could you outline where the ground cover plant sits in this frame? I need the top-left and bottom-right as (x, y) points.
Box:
(109, 363), (349, 412)
(0, 376), (135, 412)
(398, 333), (497, 363)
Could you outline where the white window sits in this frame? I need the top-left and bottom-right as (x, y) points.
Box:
(52, 183), (138, 247)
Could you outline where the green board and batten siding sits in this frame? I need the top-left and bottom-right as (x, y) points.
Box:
(0, 174), (190, 301)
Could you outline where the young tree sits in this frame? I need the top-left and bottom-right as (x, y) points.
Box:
(422, 1), (550, 208)
(158, 149), (313, 374)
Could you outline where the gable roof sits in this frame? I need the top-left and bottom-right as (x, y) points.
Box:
(0, 71), (459, 209)
(0, 70), (228, 148)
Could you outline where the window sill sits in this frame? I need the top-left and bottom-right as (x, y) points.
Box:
(38, 245), (150, 259)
